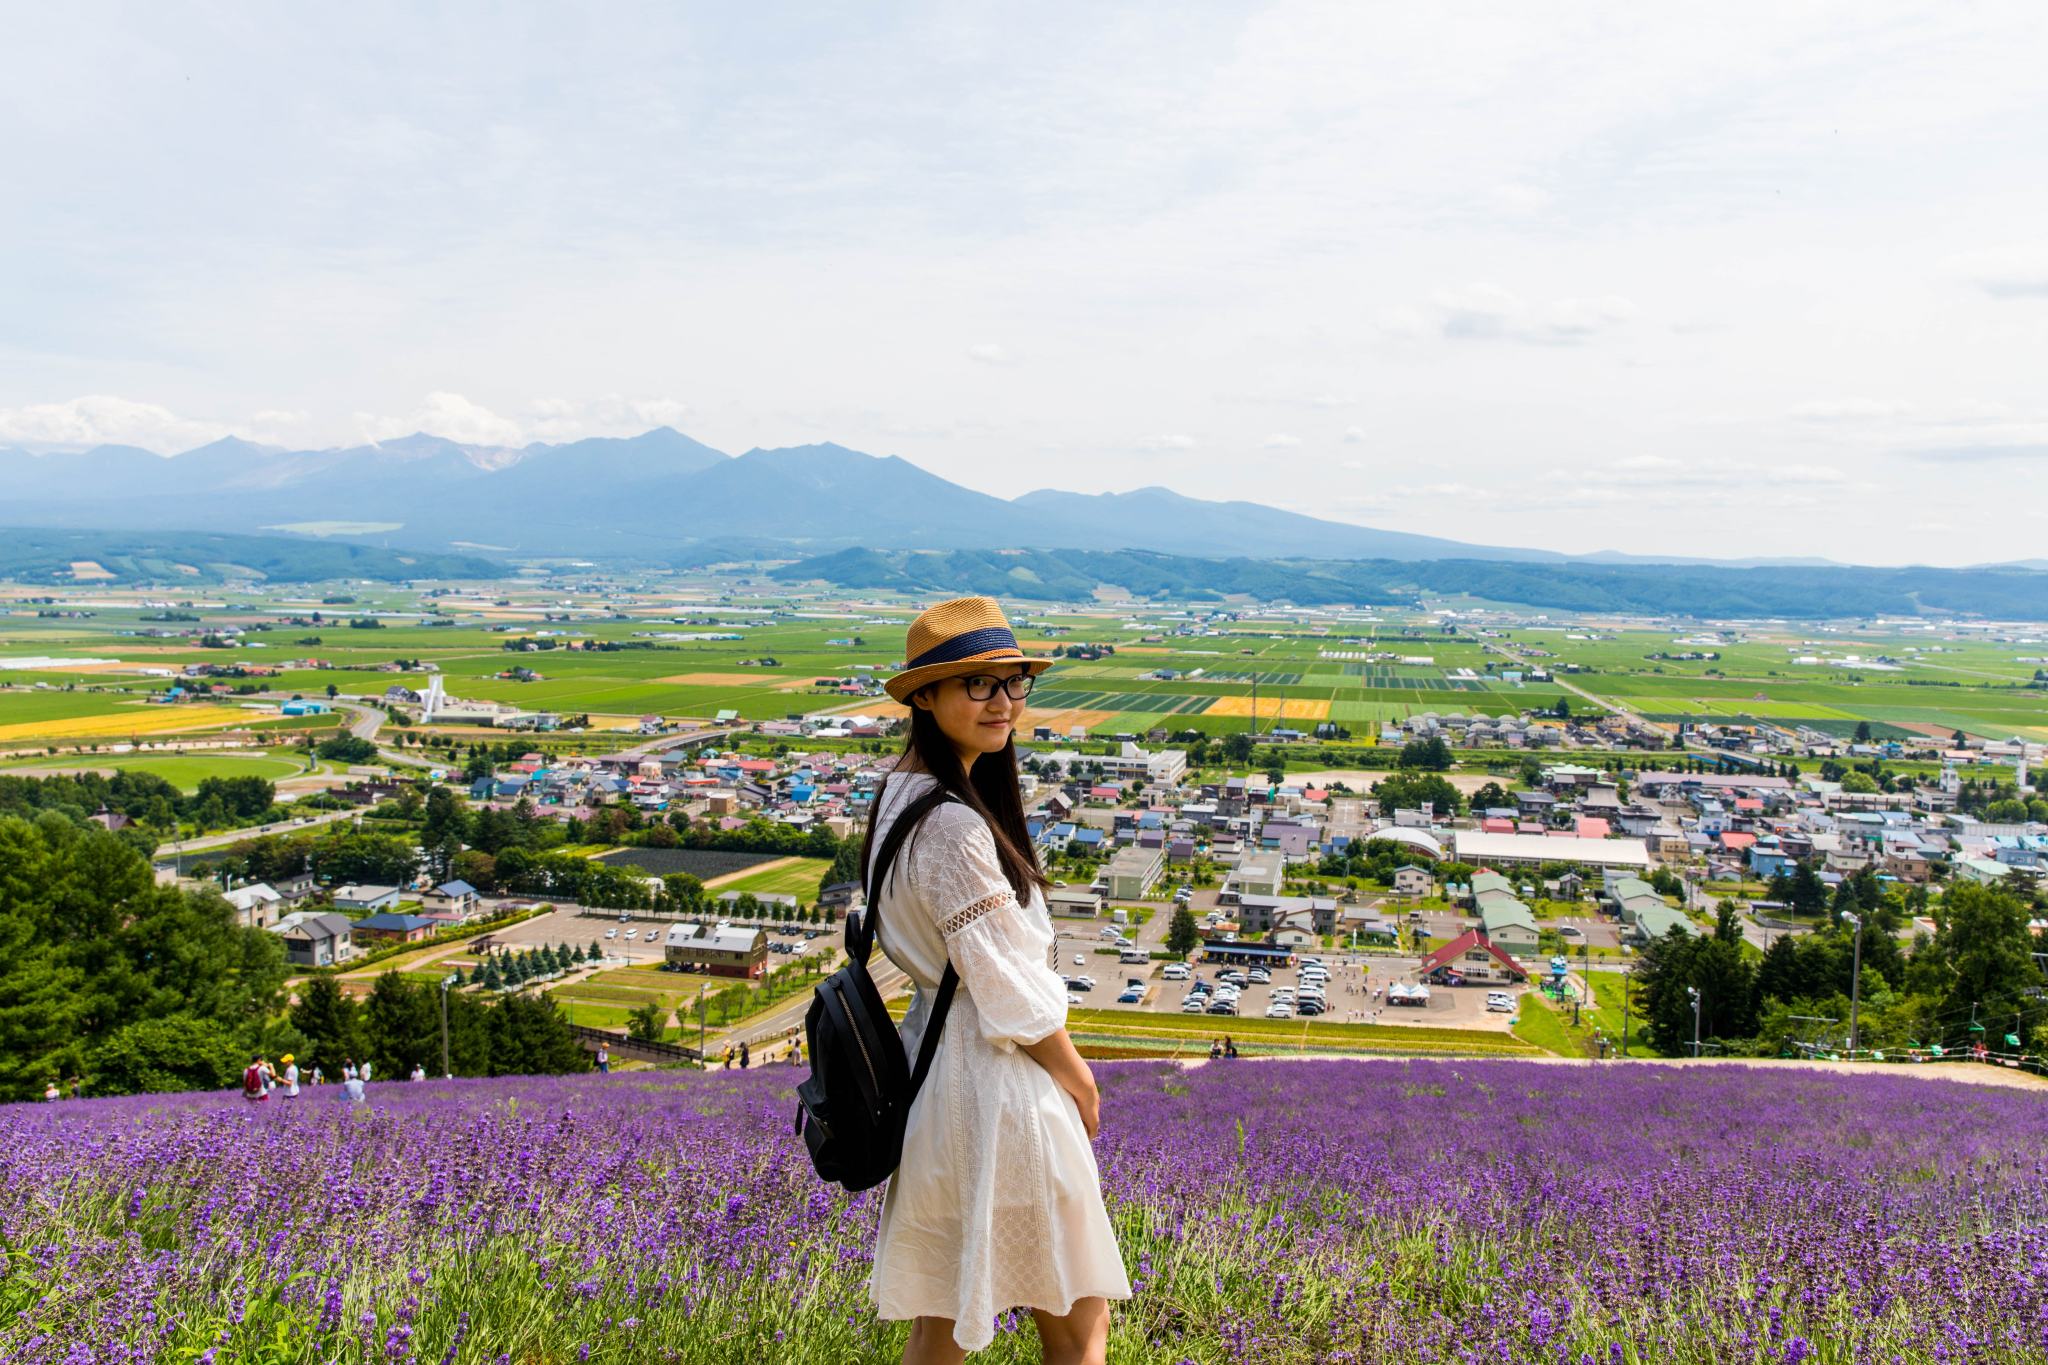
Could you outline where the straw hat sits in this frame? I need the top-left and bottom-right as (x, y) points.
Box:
(884, 597), (1050, 703)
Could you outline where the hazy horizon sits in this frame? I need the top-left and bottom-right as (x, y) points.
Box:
(4, 4), (2045, 566)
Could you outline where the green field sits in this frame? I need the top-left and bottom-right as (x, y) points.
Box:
(713, 857), (835, 899)
(0, 750), (309, 789)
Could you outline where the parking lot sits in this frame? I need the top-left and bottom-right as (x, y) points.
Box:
(1051, 948), (1524, 1033)
(463, 903), (830, 970)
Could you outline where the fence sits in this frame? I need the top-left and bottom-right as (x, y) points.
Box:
(570, 1023), (699, 1064)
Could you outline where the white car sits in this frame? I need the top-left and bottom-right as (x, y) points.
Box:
(1181, 997), (1208, 1013)
(1067, 992), (1085, 1006)
(604, 928), (618, 939)
(1486, 992), (1516, 1013)
(1265, 1003), (1294, 1019)
(624, 930), (638, 941)
(1162, 964), (1190, 980)
(1074, 954), (1085, 967)
(1114, 937), (1134, 948)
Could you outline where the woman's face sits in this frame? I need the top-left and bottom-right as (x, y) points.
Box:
(915, 665), (1029, 767)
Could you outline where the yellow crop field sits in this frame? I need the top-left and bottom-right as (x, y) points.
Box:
(1204, 697), (1331, 721)
(0, 707), (255, 743)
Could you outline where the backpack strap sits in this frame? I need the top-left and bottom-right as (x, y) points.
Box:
(856, 776), (964, 1096)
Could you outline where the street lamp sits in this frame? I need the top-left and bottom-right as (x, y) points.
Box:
(1841, 910), (1864, 1055)
(439, 972), (457, 1078)
(1686, 985), (1701, 1059)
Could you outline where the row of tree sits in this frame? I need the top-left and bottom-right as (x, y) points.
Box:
(0, 767), (284, 849)
(1632, 881), (2047, 1057)
(288, 973), (589, 1081)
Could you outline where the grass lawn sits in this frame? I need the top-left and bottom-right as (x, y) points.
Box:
(548, 982), (665, 1007)
(1511, 995), (1574, 1055)
(711, 857), (835, 899)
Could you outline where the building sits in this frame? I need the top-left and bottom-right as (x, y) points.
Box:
(1222, 861), (1281, 903)
(1478, 899), (1541, 951)
(1237, 894), (1338, 935)
(1393, 865), (1433, 896)
(663, 921), (769, 978)
(332, 884), (403, 912)
(271, 911), (354, 967)
(1418, 929), (1527, 983)
(1606, 877), (1669, 925)
(1104, 845), (1164, 900)
(1047, 887), (1105, 919)
(1956, 857), (2012, 886)
(420, 880), (479, 916)
(351, 912), (439, 944)
(1632, 905), (1698, 942)
(222, 882), (286, 929)
(1450, 831), (1654, 878)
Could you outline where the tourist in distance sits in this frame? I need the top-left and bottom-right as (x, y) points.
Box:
(241, 1056), (269, 1103)
(340, 1073), (366, 1105)
(360, 1060), (374, 1083)
(278, 1054), (300, 1100)
(596, 1044), (609, 1074)
(410, 1063), (425, 1082)
(43, 1080), (60, 1102)
(342, 1057), (359, 1082)
(738, 1040), (750, 1070)
(865, 598), (1128, 1364)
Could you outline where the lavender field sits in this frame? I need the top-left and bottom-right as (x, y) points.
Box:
(5, 1060), (2045, 1364)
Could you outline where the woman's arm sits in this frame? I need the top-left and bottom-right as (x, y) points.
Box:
(1020, 1028), (1100, 1139)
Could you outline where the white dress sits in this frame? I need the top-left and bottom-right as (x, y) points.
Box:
(868, 774), (1130, 1352)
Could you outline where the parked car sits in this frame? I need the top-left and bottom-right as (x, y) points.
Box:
(1099, 926), (1119, 940)
(1116, 989), (1144, 1004)
(1486, 992), (1516, 1013)
(1247, 969), (1271, 984)
(1205, 999), (1238, 1015)
(604, 929), (617, 939)
(1162, 964), (1190, 980)
(1114, 936), (1134, 948)
(1067, 992), (1085, 1006)
(1181, 997), (1208, 1013)
(1558, 925), (1583, 938)
(1296, 1000), (1325, 1016)
(1264, 1003), (1294, 1019)
(1064, 977), (1093, 992)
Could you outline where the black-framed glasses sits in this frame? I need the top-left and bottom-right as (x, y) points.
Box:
(961, 673), (1036, 701)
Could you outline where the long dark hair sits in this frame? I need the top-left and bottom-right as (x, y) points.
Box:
(861, 697), (1049, 902)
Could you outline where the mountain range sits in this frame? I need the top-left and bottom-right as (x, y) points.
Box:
(0, 427), (1837, 567)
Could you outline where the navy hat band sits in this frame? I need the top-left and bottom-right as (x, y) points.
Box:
(906, 626), (1021, 670)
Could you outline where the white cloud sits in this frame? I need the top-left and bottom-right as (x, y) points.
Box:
(1432, 283), (1637, 344)
(1340, 427), (1365, 443)
(967, 343), (1013, 365)
(0, 395), (229, 453)
(359, 392), (524, 447)
(1790, 398), (1912, 423)
(1136, 433), (1195, 452)
(1261, 433), (1301, 448)
(1941, 246), (2048, 299)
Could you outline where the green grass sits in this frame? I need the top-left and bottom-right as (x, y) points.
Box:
(1511, 994), (1574, 1055)
(547, 983), (664, 1007)
(712, 857), (835, 899)
(0, 750), (310, 789)
(0, 689), (156, 723)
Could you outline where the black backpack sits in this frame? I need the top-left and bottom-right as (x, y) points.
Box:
(794, 781), (961, 1192)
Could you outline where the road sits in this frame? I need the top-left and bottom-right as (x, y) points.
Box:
(1481, 642), (1622, 715)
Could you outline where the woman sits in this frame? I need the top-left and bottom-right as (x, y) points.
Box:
(867, 597), (1128, 1364)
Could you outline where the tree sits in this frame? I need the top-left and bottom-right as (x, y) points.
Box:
(87, 1016), (243, 1096)
(1788, 862), (1826, 918)
(1841, 771), (1879, 795)
(626, 1000), (667, 1042)
(1371, 771), (1460, 817)
(1220, 732), (1256, 766)
(361, 972), (442, 1080)
(1397, 736), (1453, 771)
(315, 734), (379, 764)
(1633, 927), (1758, 1054)
(1910, 883), (2045, 1033)
(288, 974), (363, 1078)
(1165, 905), (1201, 957)
(1853, 721), (1873, 743)
(1469, 782), (1512, 813)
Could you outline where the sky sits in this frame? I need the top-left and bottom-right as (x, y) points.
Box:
(3, 2), (2046, 564)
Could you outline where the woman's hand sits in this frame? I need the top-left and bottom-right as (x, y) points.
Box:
(1021, 1028), (1101, 1140)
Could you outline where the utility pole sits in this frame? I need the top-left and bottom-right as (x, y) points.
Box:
(697, 983), (708, 1059)
(1841, 910), (1863, 1055)
(1687, 984), (1701, 1059)
(439, 972), (457, 1078)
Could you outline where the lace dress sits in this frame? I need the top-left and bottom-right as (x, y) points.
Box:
(867, 774), (1130, 1352)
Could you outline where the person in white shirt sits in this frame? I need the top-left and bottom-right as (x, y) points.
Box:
(360, 1061), (373, 1083)
(279, 1054), (301, 1099)
(44, 1081), (60, 1102)
(410, 1064), (425, 1082)
(342, 1058), (359, 1082)
(341, 1075), (367, 1104)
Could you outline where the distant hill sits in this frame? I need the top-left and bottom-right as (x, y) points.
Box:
(0, 429), (1567, 562)
(770, 546), (2048, 619)
(0, 529), (504, 586)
